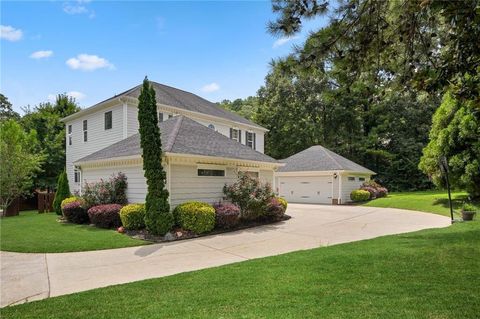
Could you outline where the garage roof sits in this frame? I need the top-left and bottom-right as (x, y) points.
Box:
(75, 116), (278, 164)
(278, 145), (375, 174)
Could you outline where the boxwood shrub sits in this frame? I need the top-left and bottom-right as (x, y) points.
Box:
(350, 189), (371, 202)
(173, 201), (215, 234)
(213, 202), (240, 229)
(62, 201), (89, 224)
(119, 203), (146, 230)
(87, 204), (123, 229)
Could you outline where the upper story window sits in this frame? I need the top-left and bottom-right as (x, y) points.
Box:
(68, 125), (72, 145)
(83, 120), (88, 142)
(348, 176), (355, 181)
(246, 131), (256, 149)
(104, 111), (112, 130)
(198, 169), (225, 177)
(208, 124), (215, 130)
(158, 112), (164, 123)
(230, 128), (241, 142)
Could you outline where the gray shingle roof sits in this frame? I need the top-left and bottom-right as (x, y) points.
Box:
(277, 145), (375, 174)
(76, 116), (277, 164)
(64, 81), (265, 130)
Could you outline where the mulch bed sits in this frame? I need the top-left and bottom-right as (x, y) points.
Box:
(124, 214), (292, 243)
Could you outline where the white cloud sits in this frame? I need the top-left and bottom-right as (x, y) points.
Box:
(273, 36), (299, 48)
(63, 0), (95, 18)
(0, 25), (23, 41)
(201, 82), (220, 93)
(67, 91), (86, 101)
(47, 91), (86, 102)
(30, 50), (53, 59)
(66, 54), (115, 71)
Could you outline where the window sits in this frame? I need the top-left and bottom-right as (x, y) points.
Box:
(74, 169), (80, 183)
(168, 114), (173, 119)
(230, 128), (240, 142)
(246, 131), (256, 149)
(158, 112), (164, 123)
(68, 125), (72, 145)
(198, 169), (225, 177)
(359, 177), (366, 182)
(83, 120), (88, 142)
(104, 111), (112, 130)
(208, 124), (215, 130)
(348, 176), (355, 181)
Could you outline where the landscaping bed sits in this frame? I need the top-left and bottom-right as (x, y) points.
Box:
(125, 214), (291, 242)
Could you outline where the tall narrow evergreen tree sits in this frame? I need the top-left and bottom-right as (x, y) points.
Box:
(138, 77), (173, 235)
(53, 169), (70, 215)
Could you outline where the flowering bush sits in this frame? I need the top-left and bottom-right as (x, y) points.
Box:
(359, 180), (388, 199)
(213, 202), (240, 229)
(87, 204), (123, 229)
(265, 197), (286, 220)
(223, 173), (275, 220)
(62, 200), (89, 224)
(82, 172), (128, 208)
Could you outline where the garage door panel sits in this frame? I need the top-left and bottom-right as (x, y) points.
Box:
(278, 176), (332, 204)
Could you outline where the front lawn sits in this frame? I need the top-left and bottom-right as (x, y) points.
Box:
(362, 190), (479, 217)
(0, 211), (149, 253)
(2, 219), (479, 318)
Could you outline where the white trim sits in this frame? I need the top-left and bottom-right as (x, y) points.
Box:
(61, 98), (123, 122)
(275, 170), (374, 176)
(122, 102), (128, 138)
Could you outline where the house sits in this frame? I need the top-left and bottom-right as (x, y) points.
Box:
(61, 81), (278, 207)
(275, 145), (375, 205)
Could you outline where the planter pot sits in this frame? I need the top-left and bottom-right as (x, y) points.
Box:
(461, 211), (476, 221)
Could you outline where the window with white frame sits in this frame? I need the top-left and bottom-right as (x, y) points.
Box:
(230, 128), (240, 142)
(359, 177), (366, 182)
(198, 169), (225, 177)
(158, 112), (164, 123)
(104, 111), (112, 130)
(74, 168), (81, 183)
(83, 120), (88, 142)
(246, 131), (255, 149)
(68, 125), (72, 145)
(348, 176), (355, 181)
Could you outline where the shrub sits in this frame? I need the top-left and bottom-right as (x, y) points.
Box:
(87, 204), (123, 229)
(350, 190), (371, 202)
(62, 201), (88, 224)
(53, 169), (70, 215)
(173, 201), (215, 234)
(61, 196), (82, 209)
(213, 202), (240, 229)
(120, 203), (146, 230)
(376, 187), (388, 198)
(360, 186), (377, 199)
(223, 173), (275, 220)
(461, 203), (477, 212)
(277, 197), (288, 211)
(360, 180), (389, 199)
(82, 172), (128, 208)
(266, 197), (286, 220)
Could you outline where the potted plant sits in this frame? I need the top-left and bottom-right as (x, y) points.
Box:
(461, 203), (477, 221)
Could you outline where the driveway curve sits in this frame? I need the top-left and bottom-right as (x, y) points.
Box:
(1, 204), (450, 307)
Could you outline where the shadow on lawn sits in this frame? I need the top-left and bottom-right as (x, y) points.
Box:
(432, 194), (469, 210)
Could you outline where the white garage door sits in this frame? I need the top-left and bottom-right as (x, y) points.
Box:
(278, 176), (332, 204)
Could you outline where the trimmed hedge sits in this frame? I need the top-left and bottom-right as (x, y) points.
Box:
(61, 197), (82, 209)
(213, 203), (240, 229)
(173, 201), (215, 234)
(62, 201), (88, 224)
(350, 190), (371, 202)
(87, 204), (123, 229)
(120, 204), (146, 230)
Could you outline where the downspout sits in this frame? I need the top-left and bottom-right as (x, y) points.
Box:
(338, 171), (342, 205)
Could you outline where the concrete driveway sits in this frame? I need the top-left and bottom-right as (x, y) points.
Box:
(1, 204), (450, 307)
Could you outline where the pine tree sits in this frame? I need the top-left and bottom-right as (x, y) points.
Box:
(53, 169), (70, 215)
(138, 77), (173, 235)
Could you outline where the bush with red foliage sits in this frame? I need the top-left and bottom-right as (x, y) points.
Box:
(62, 201), (89, 224)
(266, 197), (286, 220)
(213, 202), (240, 229)
(87, 204), (123, 229)
(359, 180), (389, 199)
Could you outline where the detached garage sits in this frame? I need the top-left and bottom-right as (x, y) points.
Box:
(275, 145), (375, 205)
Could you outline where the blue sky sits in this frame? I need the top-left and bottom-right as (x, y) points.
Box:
(1, 1), (327, 113)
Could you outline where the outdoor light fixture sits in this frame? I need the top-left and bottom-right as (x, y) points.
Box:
(333, 173), (338, 179)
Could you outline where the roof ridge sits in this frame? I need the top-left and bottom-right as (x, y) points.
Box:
(318, 145), (343, 170)
(164, 116), (183, 152)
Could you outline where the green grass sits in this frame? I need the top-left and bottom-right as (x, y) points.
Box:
(2, 220), (479, 318)
(362, 190), (479, 217)
(0, 211), (148, 253)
